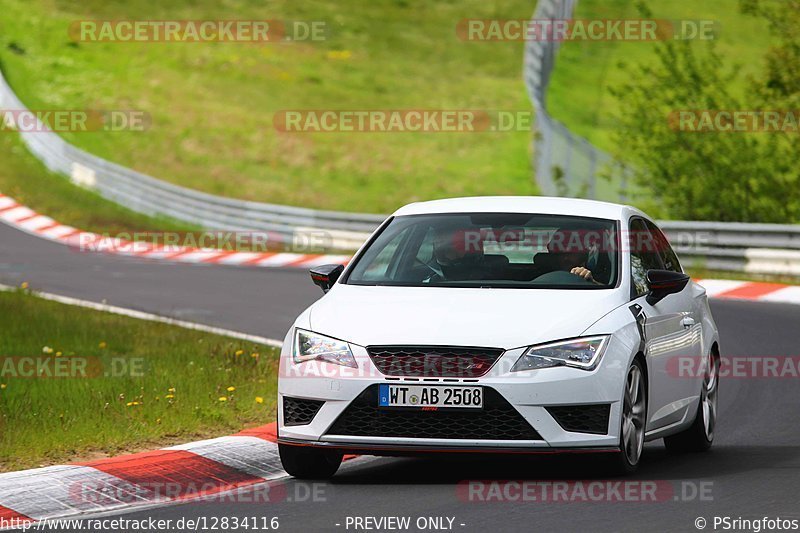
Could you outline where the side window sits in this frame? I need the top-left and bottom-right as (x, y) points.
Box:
(415, 227), (435, 264)
(355, 227), (411, 281)
(629, 218), (664, 298)
(645, 220), (682, 273)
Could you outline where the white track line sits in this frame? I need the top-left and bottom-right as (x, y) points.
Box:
(0, 284), (282, 348)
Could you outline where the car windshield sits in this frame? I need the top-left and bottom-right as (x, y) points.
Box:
(345, 213), (619, 289)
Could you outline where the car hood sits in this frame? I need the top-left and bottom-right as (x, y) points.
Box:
(308, 284), (626, 349)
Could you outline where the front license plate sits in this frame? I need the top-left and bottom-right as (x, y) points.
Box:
(378, 384), (483, 409)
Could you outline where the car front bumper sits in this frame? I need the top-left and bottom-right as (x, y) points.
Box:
(278, 338), (633, 452)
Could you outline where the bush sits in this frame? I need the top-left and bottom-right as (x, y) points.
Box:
(609, 1), (800, 222)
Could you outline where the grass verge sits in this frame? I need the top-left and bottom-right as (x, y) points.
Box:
(0, 0), (536, 213)
(0, 289), (279, 472)
(686, 268), (800, 287)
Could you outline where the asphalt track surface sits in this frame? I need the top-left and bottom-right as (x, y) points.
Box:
(0, 222), (320, 340)
(3, 221), (800, 532)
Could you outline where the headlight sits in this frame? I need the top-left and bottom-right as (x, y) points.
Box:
(511, 336), (610, 371)
(293, 329), (357, 368)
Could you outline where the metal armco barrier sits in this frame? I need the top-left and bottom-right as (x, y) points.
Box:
(661, 222), (800, 276)
(523, 0), (628, 202)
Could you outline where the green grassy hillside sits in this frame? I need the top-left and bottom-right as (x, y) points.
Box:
(0, 0), (537, 214)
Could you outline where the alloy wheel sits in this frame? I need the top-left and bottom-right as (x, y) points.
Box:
(702, 352), (719, 441)
(622, 364), (646, 465)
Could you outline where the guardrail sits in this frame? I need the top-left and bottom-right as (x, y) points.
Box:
(661, 222), (800, 276)
(523, 0), (627, 202)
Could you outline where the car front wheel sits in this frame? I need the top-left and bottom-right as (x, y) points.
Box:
(608, 358), (647, 475)
(279, 443), (343, 479)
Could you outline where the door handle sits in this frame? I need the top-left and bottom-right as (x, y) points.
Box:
(681, 317), (696, 329)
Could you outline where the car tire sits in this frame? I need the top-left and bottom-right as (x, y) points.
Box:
(608, 358), (648, 475)
(279, 443), (343, 479)
(664, 350), (719, 453)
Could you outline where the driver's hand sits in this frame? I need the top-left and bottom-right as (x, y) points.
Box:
(570, 266), (594, 282)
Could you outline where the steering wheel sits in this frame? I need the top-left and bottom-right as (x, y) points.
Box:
(533, 270), (594, 284)
(413, 257), (444, 282)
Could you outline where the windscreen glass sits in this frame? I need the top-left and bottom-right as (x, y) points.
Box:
(346, 213), (619, 289)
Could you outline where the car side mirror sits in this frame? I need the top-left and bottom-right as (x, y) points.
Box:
(310, 264), (344, 293)
(646, 269), (690, 305)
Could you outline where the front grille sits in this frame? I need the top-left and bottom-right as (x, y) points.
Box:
(546, 404), (611, 434)
(283, 397), (324, 426)
(367, 346), (504, 378)
(327, 385), (541, 440)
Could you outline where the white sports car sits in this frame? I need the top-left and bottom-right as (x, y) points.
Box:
(277, 197), (720, 477)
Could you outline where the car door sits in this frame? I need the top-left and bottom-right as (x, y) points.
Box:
(628, 218), (703, 434)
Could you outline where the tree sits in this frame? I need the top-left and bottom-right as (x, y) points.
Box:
(609, 2), (800, 222)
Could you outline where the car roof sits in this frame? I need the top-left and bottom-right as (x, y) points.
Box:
(391, 196), (646, 221)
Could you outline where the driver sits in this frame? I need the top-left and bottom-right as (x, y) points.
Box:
(547, 229), (597, 283)
(426, 226), (484, 281)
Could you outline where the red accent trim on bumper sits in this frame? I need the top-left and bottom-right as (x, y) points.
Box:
(277, 438), (619, 456)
